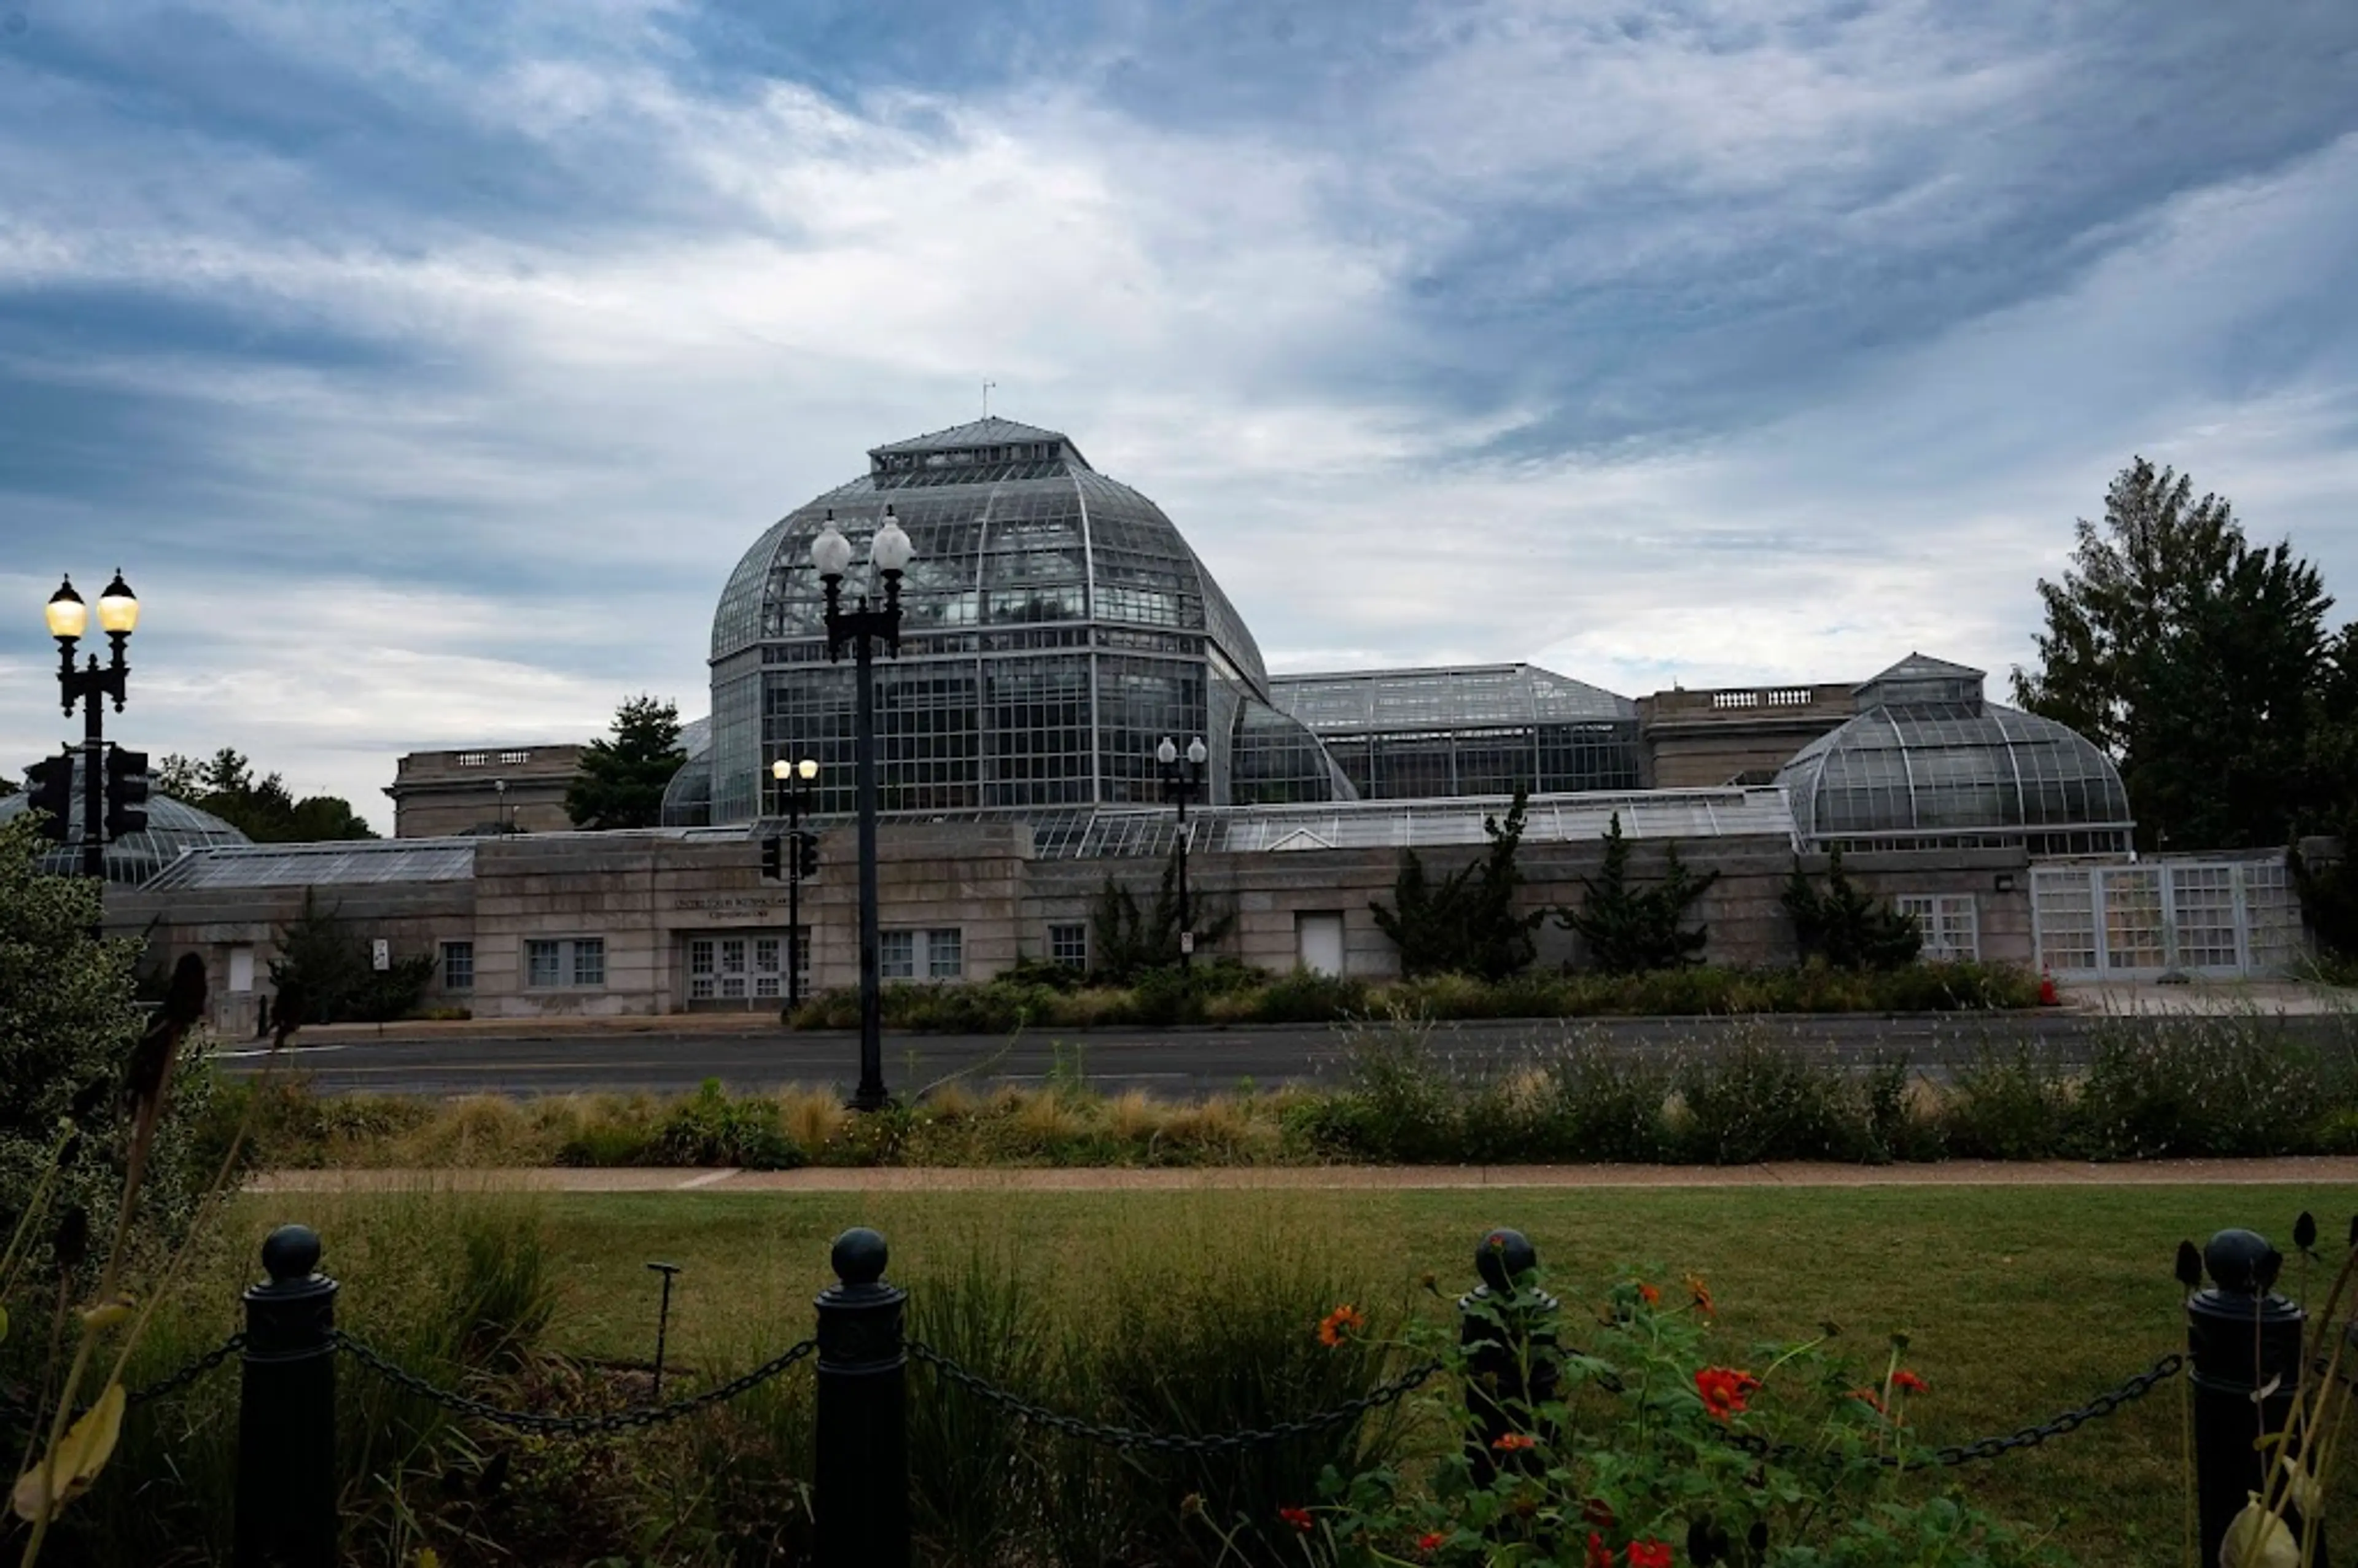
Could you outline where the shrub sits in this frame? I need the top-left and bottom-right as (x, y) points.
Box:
(650, 1078), (804, 1169)
(1671, 1027), (1893, 1164)
(2071, 1012), (2324, 1159)
(1251, 968), (1371, 1024)
(1943, 1046), (2076, 1160)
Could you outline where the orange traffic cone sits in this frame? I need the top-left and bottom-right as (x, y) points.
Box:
(2037, 969), (2060, 1006)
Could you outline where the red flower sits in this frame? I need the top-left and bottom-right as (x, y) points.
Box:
(1582, 1498), (1618, 1529)
(1683, 1273), (1715, 1316)
(1892, 1369), (1929, 1395)
(1846, 1386), (1885, 1414)
(1693, 1367), (1760, 1421)
(1627, 1540), (1674, 1568)
(1491, 1431), (1539, 1453)
(1279, 1507), (1315, 1533)
(1317, 1304), (1366, 1348)
(1417, 1532), (1446, 1554)
(1586, 1532), (1614, 1568)
(1637, 1281), (1661, 1306)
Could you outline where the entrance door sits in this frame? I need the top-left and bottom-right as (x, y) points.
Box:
(1296, 912), (1345, 977)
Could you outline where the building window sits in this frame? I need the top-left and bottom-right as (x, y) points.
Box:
(1049, 922), (1088, 970)
(881, 929), (964, 980)
(927, 928), (964, 980)
(689, 937), (715, 1001)
(441, 941), (475, 992)
(527, 937), (606, 989)
(1896, 895), (1980, 962)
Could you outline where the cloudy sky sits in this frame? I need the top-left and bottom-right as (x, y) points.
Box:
(4, 1), (2355, 831)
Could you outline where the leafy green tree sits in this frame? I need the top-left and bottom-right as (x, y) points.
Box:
(0, 814), (218, 1280)
(155, 747), (378, 842)
(1781, 848), (1923, 970)
(566, 696), (687, 830)
(2013, 458), (2335, 851)
(266, 891), (436, 1025)
(1370, 787), (1543, 980)
(1556, 812), (1719, 974)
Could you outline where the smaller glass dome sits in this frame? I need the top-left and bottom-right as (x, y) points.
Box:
(1, 765), (253, 886)
(1775, 655), (2133, 855)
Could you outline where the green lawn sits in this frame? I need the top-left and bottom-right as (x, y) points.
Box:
(222, 1182), (2358, 1566)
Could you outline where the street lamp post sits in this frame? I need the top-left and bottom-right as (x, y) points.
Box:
(771, 756), (820, 1017)
(814, 506), (912, 1112)
(46, 572), (140, 883)
(1156, 735), (1208, 968)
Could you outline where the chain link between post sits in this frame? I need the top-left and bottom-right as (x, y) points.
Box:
(333, 1332), (817, 1435)
(906, 1340), (1444, 1455)
(125, 1332), (247, 1407)
(1722, 1353), (2185, 1468)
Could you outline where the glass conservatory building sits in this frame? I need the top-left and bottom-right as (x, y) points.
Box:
(1267, 664), (1642, 800)
(696, 417), (1350, 824)
(1775, 654), (2135, 855)
(0, 765), (251, 886)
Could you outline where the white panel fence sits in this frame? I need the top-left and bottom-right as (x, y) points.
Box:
(2031, 858), (2305, 980)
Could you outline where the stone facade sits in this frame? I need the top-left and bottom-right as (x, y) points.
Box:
(386, 745), (583, 838)
(115, 821), (2037, 1025)
(1636, 684), (1854, 788)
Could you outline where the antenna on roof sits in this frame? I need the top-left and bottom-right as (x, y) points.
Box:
(982, 379), (996, 417)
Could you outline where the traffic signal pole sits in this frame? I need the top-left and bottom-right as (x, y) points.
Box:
(80, 697), (104, 882)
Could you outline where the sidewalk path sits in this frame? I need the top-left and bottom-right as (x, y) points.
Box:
(246, 1156), (2358, 1195)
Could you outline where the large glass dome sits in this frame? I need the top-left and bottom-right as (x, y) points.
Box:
(704, 417), (1346, 823)
(1775, 654), (2134, 855)
(1, 764), (252, 885)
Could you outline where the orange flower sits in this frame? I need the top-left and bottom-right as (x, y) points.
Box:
(1637, 1281), (1661, 1306)
(1846, 1386), (1886, 1414)
(1491, 1431), (1539, 1453)
(1892, 1369), (1928, 1395)
(1693, 1367), (1759, 1421)
(1280, 1506), (1315, 1533)
(1417, 1532), (1445, 1554)
(1317, 1304), (1367, 1348)
(1627, 1541), (1673, 1568)
(1683, 1273), (1715, 1316)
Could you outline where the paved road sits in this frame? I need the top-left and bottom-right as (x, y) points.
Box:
(213, 1011), (2349, 1098)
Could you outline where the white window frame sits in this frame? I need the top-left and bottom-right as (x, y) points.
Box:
(526, 936), (607, 990)
(881, 928), (964, 982)
(880, 930), (916, 980)
(1049, 922), (1088, 970)
(440, 941), (474, 993)
(927, 928), (965, 980)
(1896, 895), (1980, 962)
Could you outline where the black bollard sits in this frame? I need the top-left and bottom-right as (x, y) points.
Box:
(1459, 1227), (1559, 1489)
(814, 1227), (909, 1568)
(2187, 1228), (2325, 1568)
(233, 1224), (339, 1568)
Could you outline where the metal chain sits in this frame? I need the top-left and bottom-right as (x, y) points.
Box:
(906, 1340), (1444, 1456)
(334, 1332), (817, 1436)
(125, 1332), (246, 1408)
(1721, 1353), (2185, 1468)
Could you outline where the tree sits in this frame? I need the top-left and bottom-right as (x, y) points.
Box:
(1781, 848), (1922, 970)
(567, 696), (687, 830)
(155, 747), (379, 843)
(0, 813), (218, 1282)
(1556, 812), (1719, 974)
(1087, 847), (1237, 982)
(266, 890), (436, 1025)
(1369, 787), (1544, 980)
(2013, 458), (2335, 851)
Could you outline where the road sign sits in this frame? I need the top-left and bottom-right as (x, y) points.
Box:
(372, 939), (389, 972)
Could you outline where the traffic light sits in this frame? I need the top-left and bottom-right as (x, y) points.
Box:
(23, 752), (74, 844)
(760, 836), (782, 880)
(793, 830), (819, 880)
(105, 747), (149, 839)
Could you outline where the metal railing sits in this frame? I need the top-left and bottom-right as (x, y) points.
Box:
(77, 1219), (2313, 1568)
